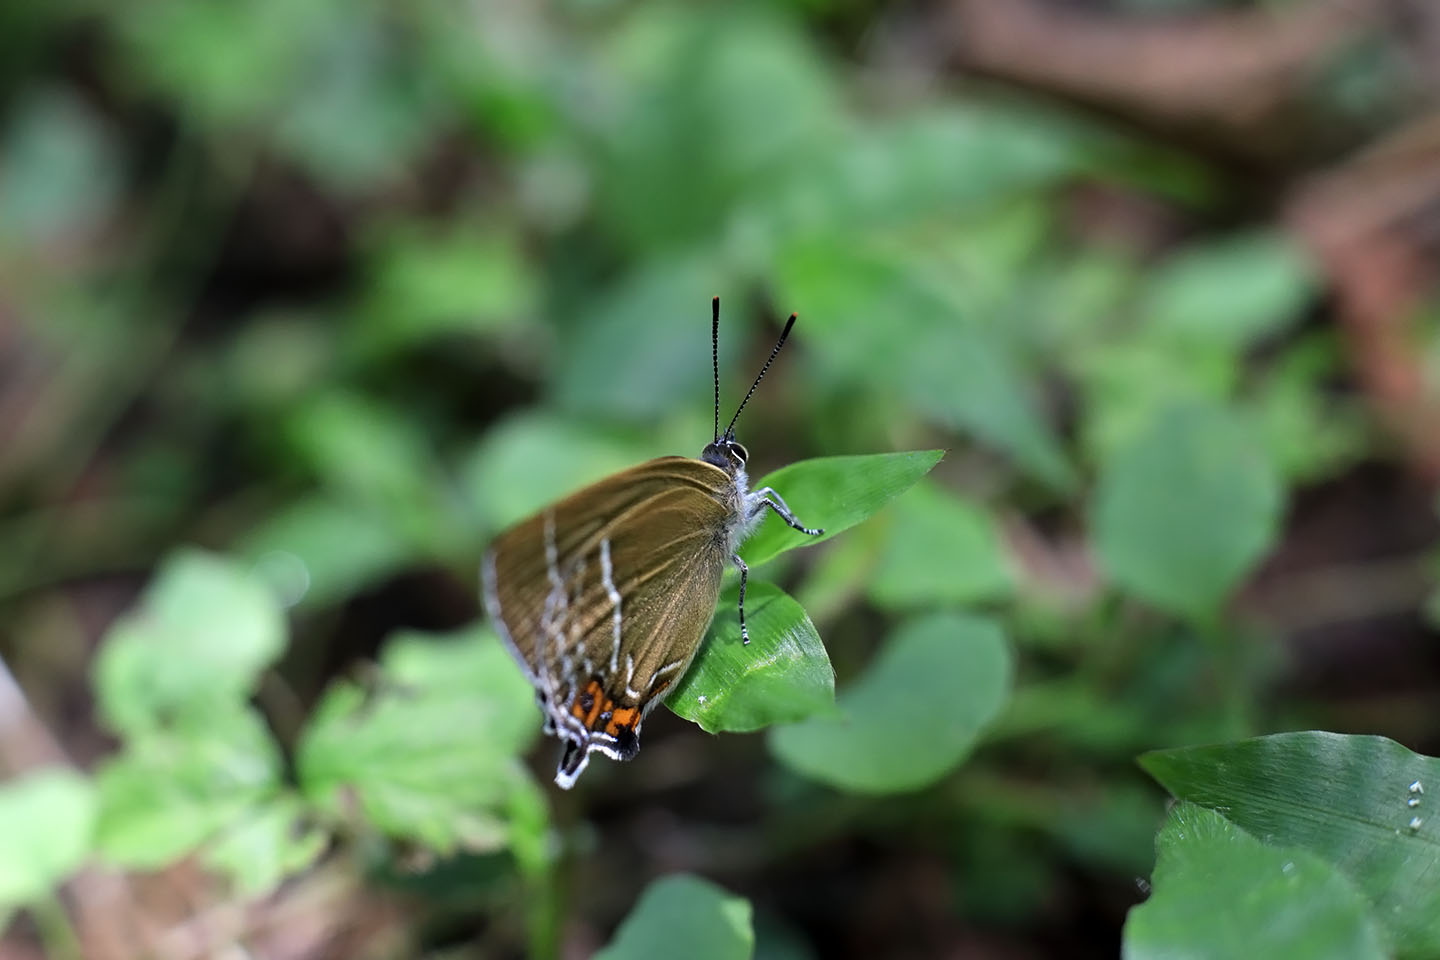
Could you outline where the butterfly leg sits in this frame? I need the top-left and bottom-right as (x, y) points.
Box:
(732, 552), (751, 645)
(750, 487), (824, 536)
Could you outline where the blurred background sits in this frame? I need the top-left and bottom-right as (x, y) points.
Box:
(4, 0), (1440, 956)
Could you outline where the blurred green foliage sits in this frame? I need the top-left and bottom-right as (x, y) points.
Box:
(0, 0), (1433, 956)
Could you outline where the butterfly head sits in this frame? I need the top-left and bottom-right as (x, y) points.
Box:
(700, 435), (749, 475)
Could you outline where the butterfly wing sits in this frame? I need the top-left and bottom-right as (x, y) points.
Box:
(481, 456), (737, 786)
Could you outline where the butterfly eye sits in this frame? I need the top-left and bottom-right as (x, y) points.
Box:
(731, 443), (749, 464)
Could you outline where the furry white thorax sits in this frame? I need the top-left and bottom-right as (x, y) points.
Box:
(726, 464), (766, 555)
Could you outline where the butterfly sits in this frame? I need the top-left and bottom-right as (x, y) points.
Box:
(481, 298), (823, 788)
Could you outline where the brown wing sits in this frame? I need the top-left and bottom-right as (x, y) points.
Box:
(481, 456), (737, 782)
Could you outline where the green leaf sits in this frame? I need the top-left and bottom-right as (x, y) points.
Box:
(1092, 403), (1283, 618)
(200, 795), (327, 896)
(667, 582), (834, 733)
(868, 481), (1012, 611)
(93, 549), (286, 736)
(740, 450), (944, 567)
(1140, 731), (1440, 956)
(770, 614), (1012, 794)
(297, 625), (541, 854)
(0, 770), (95, 907)
(596, 873), (754, 960)
(94, 706), (283, 869)
(1123, 803), (1387, 960)
(1145, 231), (1317, 347)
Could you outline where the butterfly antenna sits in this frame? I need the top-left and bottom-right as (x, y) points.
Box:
(712, 296), (722, 444)
(724, 313), (796, 439)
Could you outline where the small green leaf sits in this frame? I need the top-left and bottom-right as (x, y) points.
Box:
(868, 481), (1012, 611)
(1123, 803), (1387, 960)
(1145, 231), (1317, 347)
(668, 581), (835, 733)
(1093, 403), (1283, 618)
(0, 770), (95, 907)
(93, 549), (286, 736)
(94, 706), (282, 869)
(596, 873), (754, 960)
(740, 450), (944, 567)
(1140, 731), (1440, 956)
(770, 614), (1011, 794)
(297, 625), (540, 854)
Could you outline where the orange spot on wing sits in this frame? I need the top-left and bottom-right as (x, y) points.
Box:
(570, 679), (644, 738)
(605, 705), (640, 737)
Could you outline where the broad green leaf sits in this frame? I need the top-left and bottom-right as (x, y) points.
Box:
(667, 581), (834, 733)
(1123, 803), (1386, 960)
(740, 450), (944, 567)
(596, 874), (754, 960)
(1093, 403), (1282, 618)
(94, 706), (282, 868)
(1141, 732), (1440, 956)
(297, 625), (540, 853)
(238, 495), (414, 609)
(1145, 231), (1317, 347)
(868, 481), (1012, 610)
(201, 795), (327, 896)
(93, 549), (286, 736)
(0, 770), (95, 906)
(770, 614), (1011, 794)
